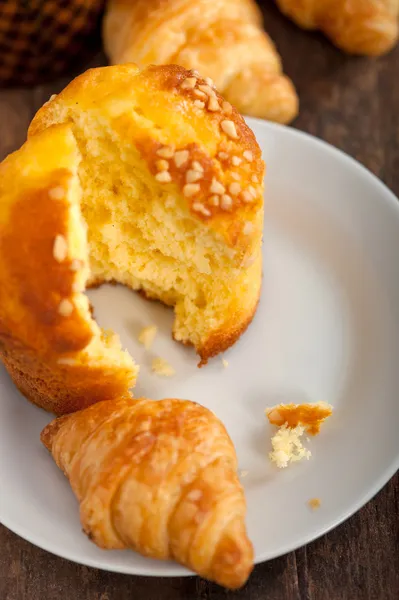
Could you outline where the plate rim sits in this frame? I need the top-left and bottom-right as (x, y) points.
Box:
(1, 117), (399, 577)
(1, 456), (398, 577)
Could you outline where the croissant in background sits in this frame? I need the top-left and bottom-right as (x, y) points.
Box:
(41, 397), (254, 589)
(103, 0), (298, 124)
(276, 0), (399, 56)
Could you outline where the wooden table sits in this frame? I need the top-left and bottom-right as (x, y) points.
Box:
(0, 4), (398, 599)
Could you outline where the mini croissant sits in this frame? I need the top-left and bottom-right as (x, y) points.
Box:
(41, 397), (254, 588)
(276, 0), (399, 56)
(103, 0), (298, 123)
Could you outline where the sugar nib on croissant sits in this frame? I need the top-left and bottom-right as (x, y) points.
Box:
(41, 397), (254, 589)
(103, 0), (299, 124)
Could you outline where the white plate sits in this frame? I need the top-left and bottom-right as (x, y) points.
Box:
(1, 119), (399, 577)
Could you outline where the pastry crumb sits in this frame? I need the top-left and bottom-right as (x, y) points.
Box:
(138, 325), (157, 350)
(239, 470), (249, 478)
(269, 424), (311, 469)
(308, 498), (321, 510)
(152, 357), (175, 377)
(222, 358), (229, 368)
(266, 401), (333, 435)
(102, 328), (116, 343)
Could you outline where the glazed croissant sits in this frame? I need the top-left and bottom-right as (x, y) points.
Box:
(103, 0), (298, 124)
(276, 0), (399, 56)
(41, 397), (254, 588)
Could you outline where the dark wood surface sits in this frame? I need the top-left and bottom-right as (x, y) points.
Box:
(0, 3), (398, 599)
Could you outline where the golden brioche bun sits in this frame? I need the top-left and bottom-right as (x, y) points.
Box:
(0, 63), (264, 414)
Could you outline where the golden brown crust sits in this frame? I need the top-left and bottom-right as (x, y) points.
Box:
(276, 0), (399, 56)
(0, 125), (137, 415)
(197, 285), (260, 366)
(3, 349), (135, 415)
(103, 0), (298, 123)
(0, 165), (92, 356)
(41, 397), (254, 589)
(266, 402), (333, 435)
(40, 413), (72, 452)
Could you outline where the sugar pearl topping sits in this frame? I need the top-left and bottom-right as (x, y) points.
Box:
(222, 101), (232, 115)
(208, 96), (220, 111)
(148, 77), (261, 218)
(198, 84), (215, 97)
(156, 145), (175, 158)
(53, 235), (68, 262)
(241, 190), (254, 203)
(210, 178), (225, 195)
(49, 186), (65, 200)
(180, 77), (197, 89)
(229, 182), (241, 196)
(186, 169), (203, 183)
(221, 120), (238, 139)
(174, 150), (189, 167)
(221, 194), (233, 210)
(58, 299), (73, 317)
(155, 171), (172, 183)
(183, 183), (200, 197)
(192, 161), (204, 172)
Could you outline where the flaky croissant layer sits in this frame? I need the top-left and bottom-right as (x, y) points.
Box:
(41, 397), (254, 589)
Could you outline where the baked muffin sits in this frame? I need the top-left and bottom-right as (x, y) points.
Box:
(30, 64), (265, 360)
(0, 64), (264, 414)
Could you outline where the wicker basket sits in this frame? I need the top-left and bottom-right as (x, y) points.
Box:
(0, 0), (105, 86)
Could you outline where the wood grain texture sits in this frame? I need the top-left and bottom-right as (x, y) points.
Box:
(0, 2), (398, 599)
